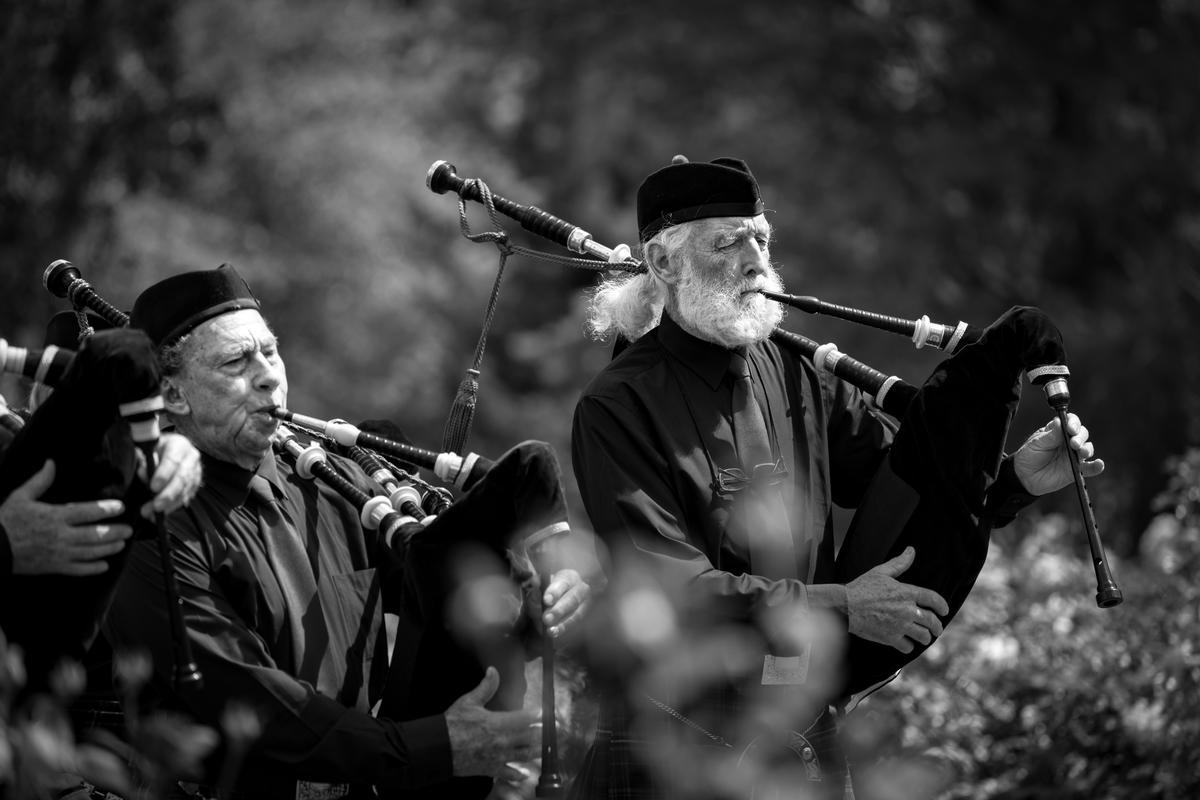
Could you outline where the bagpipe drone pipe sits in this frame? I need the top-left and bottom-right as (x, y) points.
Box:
(0, 328), (166, 685)
(270, 414), (572, 799)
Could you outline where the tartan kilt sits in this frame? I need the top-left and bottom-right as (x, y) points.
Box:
(568, 685), (849, 800)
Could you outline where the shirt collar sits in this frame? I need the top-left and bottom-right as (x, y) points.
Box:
(657, 312), (743, 391)
(198, 448), (288, 507)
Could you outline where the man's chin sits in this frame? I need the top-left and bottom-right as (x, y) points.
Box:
(712, 312), (780, 347)
(240, 420), (279, 455)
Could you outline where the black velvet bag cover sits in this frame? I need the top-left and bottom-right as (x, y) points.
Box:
(376, 439), (570, 800)
(0, 328), (160, 684)
(834, 306), (1067, 696)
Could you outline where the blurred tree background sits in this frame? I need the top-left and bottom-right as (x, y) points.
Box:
(2, 0), (1199, 796)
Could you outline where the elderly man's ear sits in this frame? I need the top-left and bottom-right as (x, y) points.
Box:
(644, 241), (683, 286)
(162, 378), (190, 417)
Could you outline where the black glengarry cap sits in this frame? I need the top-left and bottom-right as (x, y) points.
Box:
(131, 264), (260, 347)
(636, 156), (764, 243)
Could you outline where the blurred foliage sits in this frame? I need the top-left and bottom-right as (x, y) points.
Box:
(2, 0), (1199, 794)
(0, 638), (248, 800)
(849, 447), (1200, 799)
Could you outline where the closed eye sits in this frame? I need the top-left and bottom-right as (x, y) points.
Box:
(714, 231), (771, 251)
(220, 347), (255, 368)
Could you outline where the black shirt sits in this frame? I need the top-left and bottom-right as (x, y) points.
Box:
(572, 313), (1034, 627)
(105, 448), (451, 798)
(572, 313), (897, 623)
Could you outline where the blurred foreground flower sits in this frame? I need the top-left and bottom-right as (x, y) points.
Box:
(214, 702), (263, 798)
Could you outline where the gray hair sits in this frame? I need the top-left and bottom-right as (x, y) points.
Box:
(585, 223), (695, 342)
(157, 332), (193, 377)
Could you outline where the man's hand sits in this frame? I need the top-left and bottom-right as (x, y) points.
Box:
(539, 568), (590, 638)
(0, 460), (132, 576)
(444, 666), (538, 778)
(845, 547), (949, 654)
(138, 432), (203, 518)
(1013, 413), (1104, 496)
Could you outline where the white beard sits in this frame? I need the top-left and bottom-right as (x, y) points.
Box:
(672, 261), (785, 348)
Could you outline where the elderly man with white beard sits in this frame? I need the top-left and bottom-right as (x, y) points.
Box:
(568, 156), (1101, 800)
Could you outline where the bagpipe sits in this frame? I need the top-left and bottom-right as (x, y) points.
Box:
(269, 410), (573, 799)
(768, 306), (1119, 695)
(0, 325), (200, 691)
(4, 263), (203, 693)
(425, 161), (1121, 700)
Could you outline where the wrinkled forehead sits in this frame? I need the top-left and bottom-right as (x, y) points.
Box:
(186, 309), (276, 358)
(688, 215), (771, 241)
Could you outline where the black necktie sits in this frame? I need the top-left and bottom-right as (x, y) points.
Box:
(249, 473), (328, 678)
(728, 352), (799, 581)
(730, 352), (775, 472)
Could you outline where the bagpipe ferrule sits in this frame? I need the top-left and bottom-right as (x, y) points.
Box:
(433, 452), (462, 486)
(435, 451), (479, 491)
(294, 441), (327, 480)
(946, 321), (970, 354)
(1039, 376), (1071, 408)
(118, 395), (166, 446)
(34, 345), (61, 385)
(360, 495), (394, 530)
(607, 243), (633, 264)
(456, 452), (480, 489)
(525, 521), (571, 553)
(118, 395), (166, 417)
(1027, 366), (1072, 408)
(368, 467), (395, 490)
(388, 484), (423, 513)
(381, 513), (421, 549)
(566, 228), (592, 255)
(813, 342), (843, 374)
(911, 315), (933, 349)
(875, 375), (901, 411)
(1, 339), (38, 379)
(1026, 364), (1071, 385)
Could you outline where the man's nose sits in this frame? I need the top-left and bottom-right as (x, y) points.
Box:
(740, 240), (767, 278)
(253, 353), (284, 391)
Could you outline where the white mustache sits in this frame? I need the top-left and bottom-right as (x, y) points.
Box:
(734, 273), (782, 298)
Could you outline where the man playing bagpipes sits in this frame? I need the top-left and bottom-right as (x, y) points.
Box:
(102, 264), (590, 799)
(569, 156), (1103, 799)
